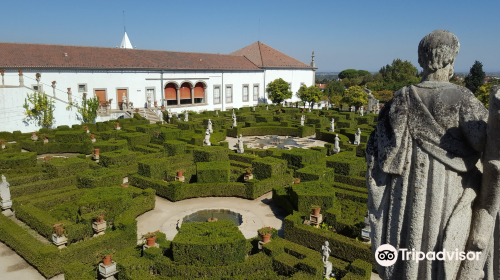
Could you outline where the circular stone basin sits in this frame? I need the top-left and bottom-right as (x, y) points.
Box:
(182, 209), (242, 226)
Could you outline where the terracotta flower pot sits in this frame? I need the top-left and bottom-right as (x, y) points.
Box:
(44, 157), (50, 162)
(135, 109), (140, 113)
(261, 233), (271, 244)
(115, 123), (120, 128)
(32, 132), (36, 135)
(177, 171), (183, 177)
(52, 81), (56, 85)
(102, 254), (113, 266)
(84, 126), (88, 131)
(18, 70), (23, 74)
(313, 208), (321, 217)
(146, 236), (156, 247)
(121, 183), (128, 188)
(0, 70), (4, 75)
(95, 214), (105, 223)
(294, 179), (300, 184)
(161, 106), (165, 110)
(91, 134), (95, 139)
(94, 148), (100, 155)
(67, 88), (71, 92)
(154, 101), (158, 106)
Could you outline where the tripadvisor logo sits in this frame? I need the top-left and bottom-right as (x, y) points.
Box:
(375, 244), (482, 267)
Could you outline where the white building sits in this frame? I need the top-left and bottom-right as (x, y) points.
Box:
(0, 34), (316, 132)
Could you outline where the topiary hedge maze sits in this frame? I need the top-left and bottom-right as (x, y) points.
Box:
(0, 106), (377, 279)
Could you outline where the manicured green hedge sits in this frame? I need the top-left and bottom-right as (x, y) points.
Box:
(196, 161), (231, 183)
(326, 152), (366, 176)
(290, 181), (336, 213)
(172, 221), (246, 266)
(245, 174), (293, 199)
(119, 132), (151, 148)
(99, 149), (136, 167)
(193, 146), (229, 162)
(228, 151), (259, 164)
(252, 157), (287, 180)
(164, 140), (186, 156)
(44, 157), (89, 178)
(55, 130), (87, 143)
(281, 148), (323, 168)
(294, 165), (335, 182)
(76, 168), (122, 188)
(10, 176), (77, 197)
(284, 212), (375, 270)
(93, 139), (128, 152)
(20, 140), (93, 155)
(0, 152), (37, 169)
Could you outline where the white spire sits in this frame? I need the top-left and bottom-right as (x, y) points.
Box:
(120, 32), (133, 49)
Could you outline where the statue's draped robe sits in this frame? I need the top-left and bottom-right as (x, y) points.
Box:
(366, 82), (488, 280)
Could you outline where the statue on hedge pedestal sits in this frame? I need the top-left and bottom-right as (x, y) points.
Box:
(184, 110), (188, 122)
(207, 119), (213, 133)
(237, 134), (244, 154)
(359, 106), (364, 116)
(333, 134), (340, 154)
(330, 118), (335, 132)
(204, 129), (211, 146)
(300, 115), (305, 126)
(0, 175), (12, 217)
(232, 115), (237, 128)
(167, 110), (172, 123)
(366, 29), (500, 280)
(354, 128), (361, 145)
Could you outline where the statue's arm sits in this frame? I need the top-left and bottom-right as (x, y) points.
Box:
(459, 92), (488, 153)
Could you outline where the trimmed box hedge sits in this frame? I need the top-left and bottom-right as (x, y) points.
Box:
(196, 161), (231, 183)
(99, 149), (136, 167)
(76, 168), (122, 188)
(93, 139), (128, 152)
(164, 140), (186, 156)
(44, 157), (89, 178)
(290, 181), (337, 213)
(0, 152), (37, 169)
(193, 146), (229, 162)
(172, 221), (246, 266)
(55, 130), (87, 143)
(281, 148), (323, 168)
(120, 132), (151, 147)
(252, 157), (287, 180)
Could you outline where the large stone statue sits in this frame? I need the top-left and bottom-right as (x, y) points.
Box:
(207, 119), (213, 133)
(366, 30), (497, 280)
(237, 134), (244, 154)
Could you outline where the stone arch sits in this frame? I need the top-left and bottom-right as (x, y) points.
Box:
(194, 81), (206, 104)
(164, 82), (178, 105)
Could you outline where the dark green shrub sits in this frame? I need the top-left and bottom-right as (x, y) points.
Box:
(93, 139), (128, 152)
(120, 132), (151, 147)
(172, 221), (246, 266)
(281, 149), (322, 168)
(197, 161), (231, 183)
(164, 140), (186, 156)
(76, 168), (122, 188)
(0, 152), (37, 169)
(245, 174), (293, 199)
(290, 181), (336, 213)
(193, 146), (229, 162)
(99, 150), (136, 167)
(252, 157), (287, 180)
(44, 157), (89, 178)
(10, 176), (77, 197)
(54, 130), (87, 143)
(294, 165), (335, 182)
(326, 152), (365, 176)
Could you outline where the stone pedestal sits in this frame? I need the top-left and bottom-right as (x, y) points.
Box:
(91, 138), (96, 144)
(92, 220), (107, 236)
(99, 262), (118, 280)
(303, 214), (323, 228)
(142, 243), (159, 251)
(324, 261), (332, 278)
(333, 147), (340, 154)
(244, 174), (253, 181)
(52, 234), (68, 249)
(175, 176), (185, 183)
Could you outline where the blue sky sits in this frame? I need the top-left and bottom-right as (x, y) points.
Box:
(2, 0), (499, 72)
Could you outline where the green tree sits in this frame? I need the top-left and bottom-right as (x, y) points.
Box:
(23, 91), (55, 128)
(357, 70), (371, 77)
(379, 59), (418, 83)
(475, 83), (492, 108)
(76, 93), (100, 124)
(325, 80), (345, 107)
(340, 86), (368, 109)
(296, 85), (323, 108)
(373, 90), (394, 102)
(464, 61), (485, 94)
(266, 78), (292, 104)
(338, 69), (359, 79)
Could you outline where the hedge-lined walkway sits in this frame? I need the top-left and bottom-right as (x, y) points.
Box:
(136, 192), (288, 241)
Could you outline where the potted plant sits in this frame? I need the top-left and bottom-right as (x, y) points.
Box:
(311, 205), (321, 217)
(67, 87), (71, 93)
(99, 248), (115, 266)
(44, 157), (50, 162)
(53, 223), (65, 237)
(36, 73), (41, 79)
(135, 108), (140, 113)
(154, 101), (158, 107)
(18, 69), (23, 75)
(161, 106), (165, 110)
(177, 170), (184, 178)
(0, 70), (4, 75)
(245, 167), (252, 176)
(94, 209), (105, 223)
(258, 226), (274, 243)
(94, 148), (100, 156)
(294, 178), (300, 184)
(143, 231), (159, 247)
(90, 134), (95, 139)
(51, 81), (56, 85)
(52, 223), (68, 247)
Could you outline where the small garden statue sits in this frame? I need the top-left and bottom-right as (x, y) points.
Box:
(232, 114), (237, 127)
(350, 105), (355, 112)
(184, 110), (188, 122)
(330, 118), (335, 132)
(359, 106), (364, 116)
(237, 134), (244, 154)
(300, 115), (305, 126)
(0, 175), (12, 216)
(322, 241), (331, 263)
(308, 106), (311, 112)
(216, 110), (219, 116)
(204, 129), (211, 146)
(167, 110), (172, 123)
(122, 92), (127, 109)
(31, 132), (38, 141)
(207, 119), (213, 133)
(232, 108), (235, 118)
(333, 134), (340, 154)
(354, 128), (361, 145)
(252, 106), (255, 111)
(266, 105), (268, 110)
(147, 93), (152, 108)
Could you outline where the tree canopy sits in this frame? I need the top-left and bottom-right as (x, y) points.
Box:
(296, 85), (323, 108)
(475, 83), (492, 108)
(373, 90), (394, 102)
(23, 91), (55, 128)
(366, 59), (420, 92)
(324, 80), (344, 107)
(465, 61), (485, 94)
(357, 70), (371, 77)
(338, 69), (359, 79)
(266, 78), (292, 104)
(340, 86), (368, 108)
(77, 94), (100, 124)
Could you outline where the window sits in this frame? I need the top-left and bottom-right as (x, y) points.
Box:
(242, 85), (249, 102)
(32, 85), (43, 92)
(213, 86), (220, 104)
(253, 85), (259, 101)
(226, 85), (232, 103)
(78, 84), (87, 92)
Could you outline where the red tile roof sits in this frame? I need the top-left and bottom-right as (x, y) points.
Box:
(316, 84), (327, 89)
(0, 42), (261, 71)
(231, 41), (312, 69)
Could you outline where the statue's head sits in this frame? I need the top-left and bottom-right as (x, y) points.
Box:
(325, 241), (329, 246)
(418, 30), (459, 79)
